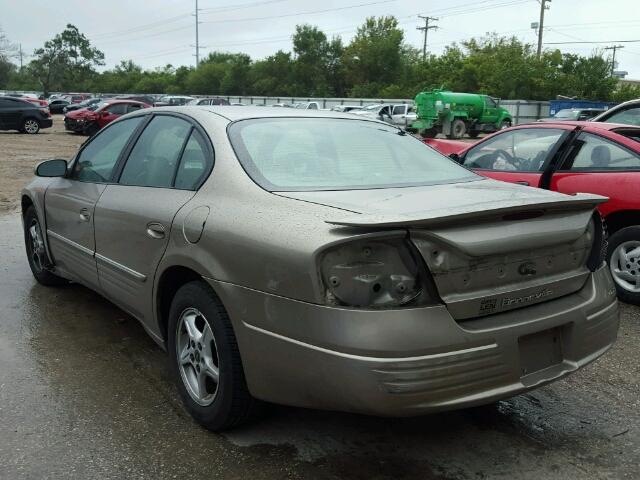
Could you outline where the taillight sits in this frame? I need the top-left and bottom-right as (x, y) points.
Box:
(40, 108), (51, 117)
(319, 237), (437, 308)
(586, 213), (607, 271)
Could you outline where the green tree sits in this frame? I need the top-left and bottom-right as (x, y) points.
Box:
(29, 24), (104, 94)
(343, 16), (405, 96)
(291, 25), (330, 95)
(0, 27), (17, 88)
(250, 50), (294, 96)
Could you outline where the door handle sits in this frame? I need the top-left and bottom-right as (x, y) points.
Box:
(79, 208), (91, 222)
(146, 222), (166, 239)
(515, 181), (530, 186)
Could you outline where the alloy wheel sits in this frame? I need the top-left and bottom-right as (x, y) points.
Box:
(28, 218), (46, 273)
(610, 240), (640, 293)
(24, 119), (39, 134)
(176, 307), (220, 406)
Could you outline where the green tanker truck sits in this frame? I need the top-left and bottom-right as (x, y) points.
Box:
(410, 89), (512, 139)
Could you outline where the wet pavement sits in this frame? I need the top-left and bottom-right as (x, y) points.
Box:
(0, 213), (638, 479)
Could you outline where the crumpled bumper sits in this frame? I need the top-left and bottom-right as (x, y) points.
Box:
(208, 264), (619, 416)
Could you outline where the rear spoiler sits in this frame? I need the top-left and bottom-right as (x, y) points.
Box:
(326, 193), (608, 229)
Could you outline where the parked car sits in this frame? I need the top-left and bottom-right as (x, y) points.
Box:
(293, 101), (321, 110)
(592, 98), (640, 126)
(63, 97), (104, 114)
(116, 95), (157, 106)
(48, 99), (71, 114)
(331, 105), (363, 113)
(271, 103), (293, 107)
(5, 93), (49, 109)
(425, 121), (640, 304)
(538, 108), (605, 122)
(63, 93), (92, 104)
(157, 95), (195, 106)
(189, 97), (230, 106)
(0, 96), (52, 134)
(351, 103), (417, 127)
(23, 107), (618, 431)
(64, 99), (149, 135)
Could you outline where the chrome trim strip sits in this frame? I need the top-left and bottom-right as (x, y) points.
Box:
(95, 253), (147, 282)
(242, 321), (497, 363)
(46, 230), (94, 257)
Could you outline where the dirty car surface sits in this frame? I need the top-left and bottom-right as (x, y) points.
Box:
(21, 106), (619, 431)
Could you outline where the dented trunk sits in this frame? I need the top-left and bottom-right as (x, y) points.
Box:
(321, 186), (606, 319)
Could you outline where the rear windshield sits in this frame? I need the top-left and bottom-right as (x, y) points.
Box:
(228, 118), (478, 191)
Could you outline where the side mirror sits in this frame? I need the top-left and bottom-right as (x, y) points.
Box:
(35, 159), (67, 177)
(448, 153), (462, 163)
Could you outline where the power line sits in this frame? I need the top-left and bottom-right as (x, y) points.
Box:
(544, 40), (640, 44)
(200, 0), (396, 24)
(200, 0), (288, 13)
(416, 16), (438, 61)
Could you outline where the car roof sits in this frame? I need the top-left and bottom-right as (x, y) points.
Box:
(525, 120), (640, 132)
(146, 105), (386, 123)
(104, 99), (147, 105)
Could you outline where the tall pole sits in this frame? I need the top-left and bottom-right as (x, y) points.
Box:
(18, 43), (23, 70)
(417, 16), (438, 61)
(605, 45), (624, 76)
(537, 0), (550, 57)
(195, 0), (200, 67)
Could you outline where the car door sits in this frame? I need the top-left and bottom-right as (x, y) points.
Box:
(549, 131), (640, 218)
(44, 116), (146, 290)
(0, 98), (9, 128)
(98, 103), (127, 128)
(482, 97), (500, 124)
(93, 114), (213, 323)
(391, 105), (408, 126)
(0, 97), (26, 129)
(460, 127), (570, 187)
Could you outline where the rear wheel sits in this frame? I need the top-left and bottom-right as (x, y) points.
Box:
(167, 281), (262, 431)
(607, 226), (640, 305)
(22, 118), (40, 134)
(23, 206), (67, 286)
(448, 119), (466, 139)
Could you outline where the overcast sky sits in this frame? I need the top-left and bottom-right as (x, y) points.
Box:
(2, 0), (639, 78)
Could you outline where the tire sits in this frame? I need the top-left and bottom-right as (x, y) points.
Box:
(167, 281), (262, 431)
(468, 130), (480, 138)
(448, 119), (466, 139)
(23, 206), (67, 286)
(22, 118), (40, 134)
(84, 123), (99, 136)
(420, 128), (438, 139)
(607, 226), (640, 305)
(500, 120), (512, 130)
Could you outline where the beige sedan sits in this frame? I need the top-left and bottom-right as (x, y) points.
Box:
(22, 107), (619, 430)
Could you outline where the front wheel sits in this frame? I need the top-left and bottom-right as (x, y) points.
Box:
(23, 206), (67, 286)
(448, 119), (466, 139)
(22, 118), (40, 134)
(500, 120), (512, 130)
(607, 226), (640, 305)
(167, 281), (262, 431)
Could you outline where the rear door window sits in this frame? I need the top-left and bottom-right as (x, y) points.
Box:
(561, 133), (640, 171)
(602, 107), (640, 126)
(118, 115), (192, 188)
(174, 129), (212, 190)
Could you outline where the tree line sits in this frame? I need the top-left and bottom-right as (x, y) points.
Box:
(1, 18), (639, 102)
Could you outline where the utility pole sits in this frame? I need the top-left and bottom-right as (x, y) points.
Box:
(417, 16), (438, 61)
(18, 43), (23, 70)
(605, 45), (625, 76)
(537, 0), (551, 57)
(194, 0), (201, 67)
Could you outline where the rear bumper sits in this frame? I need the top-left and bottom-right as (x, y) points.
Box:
(208, 264), (619, 416)
(40, 118), (53, 129)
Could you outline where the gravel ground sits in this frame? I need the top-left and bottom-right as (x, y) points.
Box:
(0, 119), (638, 479)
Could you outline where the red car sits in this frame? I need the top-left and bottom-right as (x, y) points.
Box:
(426, 121), (640, 304)
(64, 99), (150, 135)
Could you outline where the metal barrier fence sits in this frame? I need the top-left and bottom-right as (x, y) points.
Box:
(1, 90), (551, 123)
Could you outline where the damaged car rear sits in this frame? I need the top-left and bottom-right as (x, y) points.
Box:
(23, 108), (619, 431)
